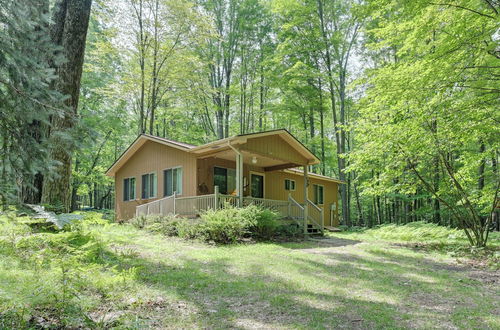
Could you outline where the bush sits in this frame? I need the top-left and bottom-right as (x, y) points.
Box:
(242, 205), (280, 239)
(196, 205), (281, 243)
(198, 207), (251, 243)
(177, 218), (205, 240)
(131, 214), (183, 236)
(146, 214), (181, 236)
(276, 223), (303, 238)
(131, 206), (283, 244)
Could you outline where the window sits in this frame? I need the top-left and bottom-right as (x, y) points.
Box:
(213, 167), (236, 195)
(123, 177), (136, 201)
(285, 179), (296, 191)
(250, 173), (264, 198)
(164, 167), (182, 196)
(141, 172), (157, 199)
(313, 184), (324, 205)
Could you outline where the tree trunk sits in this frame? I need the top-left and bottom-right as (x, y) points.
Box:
(318, 77), (326, 175)
(316, 0), (350, 226)
(41, 0), (92, 212)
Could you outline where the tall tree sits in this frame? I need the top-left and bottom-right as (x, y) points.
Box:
(315, 0), (360, 226)
(195, 0), (263, 138)
(41, 0), (93, 211)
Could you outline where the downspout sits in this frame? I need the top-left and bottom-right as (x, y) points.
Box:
(228, 142), (244, 207)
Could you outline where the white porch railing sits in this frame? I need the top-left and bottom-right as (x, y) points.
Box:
(176, 194), (217, 216)
(306, 199), (324, 234)
(134, 186), (324, 233)
(136, 194), (175, 217)
(242, 196), (289, 217)
(288, 194), (305, 220)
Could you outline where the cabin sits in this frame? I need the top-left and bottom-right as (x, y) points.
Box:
(105, 129), (342, 233)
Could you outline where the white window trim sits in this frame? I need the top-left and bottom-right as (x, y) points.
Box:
(163, 166), (183, 197)
(123, 177), (136, 202)
(141, 172), (157, 200)
(285, 178), (296, 191)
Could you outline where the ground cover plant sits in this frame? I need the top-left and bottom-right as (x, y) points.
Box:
(1, 210), (499, 329)
(335, 222), (500, 270)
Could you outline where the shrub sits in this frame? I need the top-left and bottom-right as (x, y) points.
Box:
(242, 205), (280, 239)
(276, 223), (303, 238)
(130, 214), (183, 236)
(146, 214), (180, 236)
(130, 206), (285, 244)
(177, 219), (205, 240)
(199, 207), (251, 243)
(198, 205), (281, 243)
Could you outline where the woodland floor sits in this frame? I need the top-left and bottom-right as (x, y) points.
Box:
(1, 215), (499, 329)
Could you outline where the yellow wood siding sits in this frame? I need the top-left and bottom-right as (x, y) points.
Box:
(263, 171), (339, 227)
(115, 140), (197, 220)
(240, 135), (309, 165)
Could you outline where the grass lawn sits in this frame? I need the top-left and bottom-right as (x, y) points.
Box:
(1, 213), (499, 329)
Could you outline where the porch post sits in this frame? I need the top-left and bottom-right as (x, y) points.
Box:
(303, 165), (309, 234)
(236, 152), (243, 207)
(288, 192), (292, 218)
(173, 191), (177, 214)
(214, 185), (219, 210)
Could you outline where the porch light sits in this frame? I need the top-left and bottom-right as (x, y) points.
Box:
(252, 156), (257, 164)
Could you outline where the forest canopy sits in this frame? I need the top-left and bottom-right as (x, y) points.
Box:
(0, 0), (498, 246)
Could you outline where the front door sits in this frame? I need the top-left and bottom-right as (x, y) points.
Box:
(250, 173), (264, 198)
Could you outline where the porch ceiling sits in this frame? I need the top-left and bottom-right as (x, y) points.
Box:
(197, 148), (300, 171)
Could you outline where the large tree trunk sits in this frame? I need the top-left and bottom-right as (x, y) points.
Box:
(41, 0), (92, 211)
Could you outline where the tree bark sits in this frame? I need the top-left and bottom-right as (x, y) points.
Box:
(41, 0), (92, 211)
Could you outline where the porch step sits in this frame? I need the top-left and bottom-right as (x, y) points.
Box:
(307, 224), (320, 234)
(280, 219), (322, 235)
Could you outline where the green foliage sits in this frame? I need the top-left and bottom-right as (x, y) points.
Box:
(1, 210), (499, 328)
(363, 222), (467, 243)
(241, 205), (281, 239)
(348, 0), (499, 246)
(40, 202), (66, 214)
(129, 205), (282, 244)
(198, 207), (254, 243)
(132, 214), (181, 236)
(0, 1), (65, 203)
(0, 211), (136, 328)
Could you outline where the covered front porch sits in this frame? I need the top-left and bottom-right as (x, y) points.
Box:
(136, 130), (325, 233)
